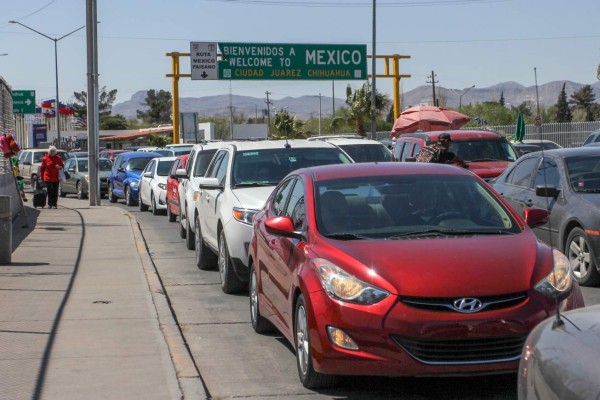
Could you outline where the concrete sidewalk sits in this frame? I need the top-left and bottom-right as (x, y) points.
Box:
(0, 197), (203, 399)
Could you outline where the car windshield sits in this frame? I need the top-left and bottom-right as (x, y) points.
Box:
(339, 143), (392, 163)
(449, 139), (518, 162)
(157, 160), (176, 176)
(232, 147), (351, 187)
(99, 159), (112, 171)
(315, 174), (520, 239)
(566, 155), (600, 193)
(126, 157), (153, 171)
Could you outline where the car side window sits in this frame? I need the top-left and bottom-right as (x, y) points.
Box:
(271, 178), (295, 216)
(533, 158), (560, 189)
(507, 157), (540, 187)
(205, 150), (226, 178)
(170, 159), (181, 175)
(33, 152), (44, 163)
(393, 142), (404, 160)
(186, 149), (196, 176)
(23, 151), (32, 163)
(214, 152), (229, 185)
(64, 159), (72, 170)
(145, 160), (155, 175)
(284, 177), (306, 231)
(401, 143), (413, 160)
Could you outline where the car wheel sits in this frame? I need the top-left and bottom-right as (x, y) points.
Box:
(167, 204), (176, 222)
(125, 186), (135, 206)
(250, 264), (274, 333)
(567, 227), (600, 286)
(179, 219), (186, 239)
(218, 230), (244, 294)
(185, 216), (195, 250)
(139, 192), (149, 212)
(108, 183), (117, 203)
(295, 295), (337, 389)
(195, 215), (217, 270)
(151, 192), (160, 216)
(58, 183), (67, 198)
(76, 181), (87, 200)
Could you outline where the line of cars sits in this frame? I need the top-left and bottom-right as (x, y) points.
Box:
(102, 134), (600, 394)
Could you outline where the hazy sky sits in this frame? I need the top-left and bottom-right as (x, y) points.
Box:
(2, 0), (599, 114)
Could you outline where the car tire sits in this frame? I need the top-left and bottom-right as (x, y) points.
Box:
(151, 192), (160, 216)
(179, 220), (186, 238)
(58, 183), (67, 198)
(185, 216), (195, 250)
(108, 183), (117, 203)
(249, 264), (274, 333)
(139, 192), (149, 212)
(295, 295), (337, 389)
(167, 205), (177, 222)
(76, 181), (87, 200)
(125, 186), (135, 206)
(218, 230), (245, 294)
(195, 215), (217, 270)
(567, 227), (600, 286)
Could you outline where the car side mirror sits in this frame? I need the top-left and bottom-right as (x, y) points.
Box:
(264, 216), (303, 239)
(524, 208), (549, 229)
(143, 171), (153, 178)
(535, 185), (561, 198)
(199, 177), (222, 190)
(172, 168), (187, 179)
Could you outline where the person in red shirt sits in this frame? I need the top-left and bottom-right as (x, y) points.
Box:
(39, 146), (64, 209)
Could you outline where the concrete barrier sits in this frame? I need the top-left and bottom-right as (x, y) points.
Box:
(0, 195), (11, 264)
(0, 173), (21, 220)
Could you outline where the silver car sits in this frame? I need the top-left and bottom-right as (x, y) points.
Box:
(59, 158), (113, 199)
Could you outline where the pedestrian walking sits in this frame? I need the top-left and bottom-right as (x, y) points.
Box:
(39, 146), (64, 209)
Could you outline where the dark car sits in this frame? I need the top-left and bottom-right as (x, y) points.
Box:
(107, 151), (162, 206)
(491, 147), (600, 286)
(249, 162), (583, 388)
(518, 304), (600, 399)
(513, 143), (543, 157)
(521, 139), (562, 150)
(393, 130), (518, 181)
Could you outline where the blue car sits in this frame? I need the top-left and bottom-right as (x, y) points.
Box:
(107, 152), (162, 206)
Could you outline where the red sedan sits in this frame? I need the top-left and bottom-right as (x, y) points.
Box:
(249, 162), (584, 388)
(166, 154), (189, 222)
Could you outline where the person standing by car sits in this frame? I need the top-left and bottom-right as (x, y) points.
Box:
(417, 133), (468, 168)
(39, 146), (64, 209)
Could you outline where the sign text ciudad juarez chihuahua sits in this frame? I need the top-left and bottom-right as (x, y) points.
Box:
(190, 42), (367, 81)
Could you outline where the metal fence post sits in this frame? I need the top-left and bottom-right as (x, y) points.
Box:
(0, 195), (12, 264)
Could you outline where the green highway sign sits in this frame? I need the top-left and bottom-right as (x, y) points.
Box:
(217, 43), (367, 81)
(12, 90), (36, 114)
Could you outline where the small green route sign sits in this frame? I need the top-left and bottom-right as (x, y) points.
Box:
(217, 43), (367, 81)
(12, 90), (36, 114)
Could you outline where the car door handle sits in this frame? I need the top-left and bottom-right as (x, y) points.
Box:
(205, 194), (210, 202)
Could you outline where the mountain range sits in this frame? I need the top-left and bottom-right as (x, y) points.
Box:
(112, 81), (600, 120)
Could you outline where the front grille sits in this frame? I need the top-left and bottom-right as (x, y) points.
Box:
(400, 292), (527, 313)
(392, 335), (526, 365)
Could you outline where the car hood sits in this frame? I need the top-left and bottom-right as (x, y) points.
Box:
(317, 233), (540, 297)
(231, 186), (275, 210)
(126, 171), (142, 181)
(467, 161), (512, 179)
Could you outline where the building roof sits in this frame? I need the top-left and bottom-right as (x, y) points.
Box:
(101, 127), (173, 141)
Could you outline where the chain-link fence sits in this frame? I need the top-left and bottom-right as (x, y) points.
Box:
(0, 76), (13, 137)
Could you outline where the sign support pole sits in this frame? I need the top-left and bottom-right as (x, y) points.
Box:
(166, 52), (191, 145)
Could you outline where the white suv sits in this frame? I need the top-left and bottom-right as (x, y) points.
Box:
(176, 142), (229, 250)
(194, 140), (352, 293)
(308, 136), (392, 163)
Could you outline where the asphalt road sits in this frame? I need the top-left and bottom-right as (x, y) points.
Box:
(118, 201), (598, 400)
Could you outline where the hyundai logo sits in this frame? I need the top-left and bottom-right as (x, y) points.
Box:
(452, 298), (484, 313)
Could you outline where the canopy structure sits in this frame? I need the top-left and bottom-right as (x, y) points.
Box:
(391, 106), (470, 137)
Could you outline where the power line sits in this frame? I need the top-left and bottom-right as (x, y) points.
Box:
(206, 0), (506, 7)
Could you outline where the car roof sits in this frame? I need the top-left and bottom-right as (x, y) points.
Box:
(307, 160), (472, 182)
(307, 134), (364, 141)
(398, 130), (505, 143)
(317, 138), (385, 145)
(120, 151), (163, 159)
(190, 141), (231, 152)
(521, 147), (600, 158)
(228, 139), (337, 151)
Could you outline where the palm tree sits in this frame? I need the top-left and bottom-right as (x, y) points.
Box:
(344, 82), (390, 136)
(272, 109), (305, 139)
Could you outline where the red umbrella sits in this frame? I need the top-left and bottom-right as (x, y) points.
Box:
(391, 105), (470, 137)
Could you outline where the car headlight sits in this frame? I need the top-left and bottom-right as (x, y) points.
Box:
(534, 249), (573, 298)
(232, 207), (258, 225)
(158, 183), (166, 190)
(315, 259), (389, 305)
(129, 181), (139, 188)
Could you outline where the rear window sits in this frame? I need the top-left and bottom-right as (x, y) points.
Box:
(193, 149), (218, 177)
(339, 143), (392, 163)
(126, 157), (154, 171)
(449, 139), (518, 162)
(157, 160), (176, 176)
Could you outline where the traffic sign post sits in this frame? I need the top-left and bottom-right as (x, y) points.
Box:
(12, 90), (36, 114)
(217, 43), (367, 80)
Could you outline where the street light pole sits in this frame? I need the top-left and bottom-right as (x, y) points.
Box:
(459, 84), (475, 112)
(315, 93), (322, 135)
(9, 21), (85, 148)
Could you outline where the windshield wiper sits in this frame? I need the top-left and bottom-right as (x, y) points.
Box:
(323, 233), (370, 240)
(234, 182), (274, 188)
(387, 229), (509, 239)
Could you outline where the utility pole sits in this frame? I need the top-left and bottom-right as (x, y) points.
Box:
(427, 70), (438, 106)
(332, 81), (335, 134)
(370, 0), (377, 140)
(315, 93), (322, 135)
(265, 91), (272, 137)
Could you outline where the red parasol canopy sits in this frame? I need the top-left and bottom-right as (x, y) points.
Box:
(391, 106), (470, 138)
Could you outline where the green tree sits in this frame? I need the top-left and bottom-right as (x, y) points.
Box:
(461, 101), (516, 127)
(499, 92), (505, 106)
(555, 83), (572, 123)
(100, 114), (129, 130)
(148, 134), (169, 148)
(272, 109), (305, 139)
(569, 85), (596, 121)
(344, 82), (391, 135)
(71, 86), (118, 118)
(136, 90), (172, 125)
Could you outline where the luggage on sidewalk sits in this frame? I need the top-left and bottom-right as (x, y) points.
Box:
(32, 177), (47, 208)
